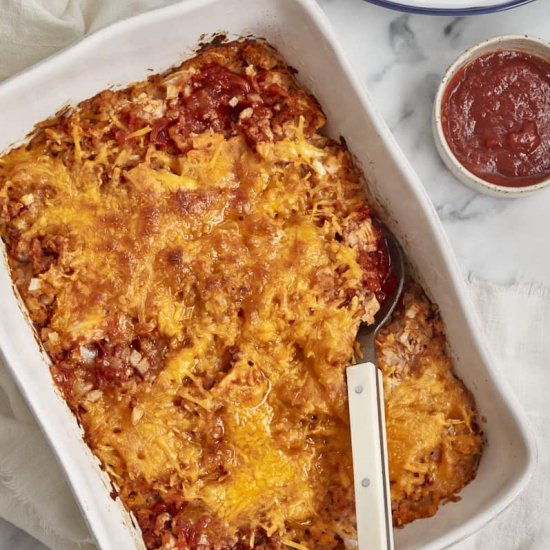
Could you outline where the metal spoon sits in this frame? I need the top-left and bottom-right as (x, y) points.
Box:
(346, 225), (405, 550)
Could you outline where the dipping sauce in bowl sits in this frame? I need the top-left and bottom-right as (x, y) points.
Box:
(433, 35), (550, 197)
(442, 50), (550, 187)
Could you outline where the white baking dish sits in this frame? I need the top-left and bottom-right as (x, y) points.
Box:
(0, 0), (535, 548)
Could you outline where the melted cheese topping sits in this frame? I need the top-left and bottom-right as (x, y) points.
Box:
(377, 286), (483, 526)
(0, 120), (373, 546)
(0, 40), (482, 550)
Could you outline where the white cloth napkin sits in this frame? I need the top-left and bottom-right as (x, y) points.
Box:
(457, 279), (550, 550)
(0, 2), (548, 549)
(0, 0), (182, 82)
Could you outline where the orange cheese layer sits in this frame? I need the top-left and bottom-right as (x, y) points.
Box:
(0, 40), (482, 550)
(0, 119), (376, 548)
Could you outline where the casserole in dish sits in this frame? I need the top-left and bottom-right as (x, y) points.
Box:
(0, 0), (534, 548)
(0, 38), (482, 548)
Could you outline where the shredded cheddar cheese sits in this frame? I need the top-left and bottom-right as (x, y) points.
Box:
(0, 39), (482, 549)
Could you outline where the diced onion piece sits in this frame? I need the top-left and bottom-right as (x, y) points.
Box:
(129, 349), (142, 366)
(74, 380), (93, 395)
(135, 357), (150, 375)
(239, 107), (253, 120)
(80, 345), (97, 364)
(28, 278), (41, 292)
(406, 307), (418, 319)
(86, 389), (103, 402)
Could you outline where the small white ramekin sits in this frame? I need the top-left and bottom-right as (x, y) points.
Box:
(433, 35), (550, 198)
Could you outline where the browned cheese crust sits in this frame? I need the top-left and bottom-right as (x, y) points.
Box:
(0, 39), (482, 549)
(377, 282), (482, 526)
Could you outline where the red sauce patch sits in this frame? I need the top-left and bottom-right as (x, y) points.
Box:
(376, 231), (398, 304)
(361, 227), (396, 306)
(178, 64), (251, 136)
(442, 50), (550, 187)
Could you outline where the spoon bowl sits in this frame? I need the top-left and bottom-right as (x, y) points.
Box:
(356, 225), (406, 364)
(373, 228), (406, 330)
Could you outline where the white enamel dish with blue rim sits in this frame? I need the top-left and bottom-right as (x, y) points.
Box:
(364, 0), (536, 16)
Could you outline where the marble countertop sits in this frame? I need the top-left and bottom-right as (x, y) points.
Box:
(1, 0), (549, 548)
(321, 0), (550, 287)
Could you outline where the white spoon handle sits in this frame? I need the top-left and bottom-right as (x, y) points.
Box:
(346, 362), (394, 550)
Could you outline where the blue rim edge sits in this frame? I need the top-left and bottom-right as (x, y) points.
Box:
(363, 0), (535, 15)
